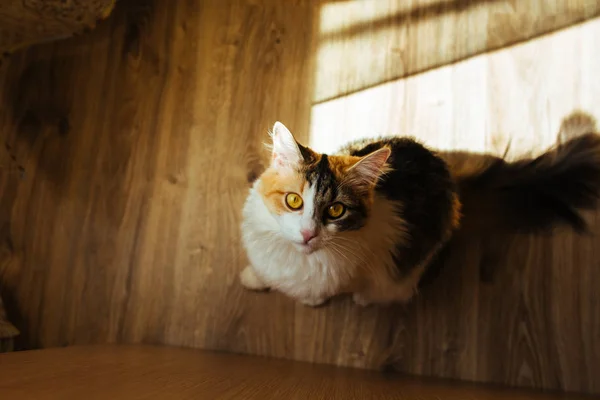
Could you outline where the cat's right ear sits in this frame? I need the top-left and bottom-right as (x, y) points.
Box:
(347, 147), (391, 188)
(271, 121), (303, 168)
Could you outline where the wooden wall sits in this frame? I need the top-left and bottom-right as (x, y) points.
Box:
(0, 0), (599, 395)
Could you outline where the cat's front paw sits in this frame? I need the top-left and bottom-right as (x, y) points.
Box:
(352, 292), (372, 307)
(300, 297), (327, 307)
(239, 266), (269, 291)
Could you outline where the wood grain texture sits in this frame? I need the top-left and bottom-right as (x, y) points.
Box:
(0, 345), (593, 400)
(0, 0), (599, 396)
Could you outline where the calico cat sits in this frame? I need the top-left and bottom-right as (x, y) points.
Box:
(240, 120), (600, 306)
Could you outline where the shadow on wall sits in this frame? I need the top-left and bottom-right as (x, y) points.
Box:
(421, 111), (600, 287)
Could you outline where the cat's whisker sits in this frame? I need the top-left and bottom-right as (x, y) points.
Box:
(331, 236), (380, 261)
(325, 241), (354, 264)
(322, 244), (358, 281)
(327, 240), (372, 271)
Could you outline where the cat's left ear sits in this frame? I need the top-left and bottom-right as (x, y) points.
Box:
(271, 121), (303, 168)
(347, 147), (391, 187)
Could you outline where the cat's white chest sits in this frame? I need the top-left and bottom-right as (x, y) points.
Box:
(250, 242), (343, 300)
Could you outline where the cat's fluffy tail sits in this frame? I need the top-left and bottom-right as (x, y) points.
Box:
(454, 130), (600, 234)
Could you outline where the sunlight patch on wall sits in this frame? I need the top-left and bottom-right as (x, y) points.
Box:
(309, 18), (600, 159)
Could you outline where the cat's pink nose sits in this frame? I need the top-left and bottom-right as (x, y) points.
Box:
(301, 229), (317, 244)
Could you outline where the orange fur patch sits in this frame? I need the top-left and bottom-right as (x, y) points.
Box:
(258, 168), (305, 215)
(327, 155), (362, 180)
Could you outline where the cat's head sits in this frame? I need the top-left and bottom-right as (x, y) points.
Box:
(256, 122), (391, 254)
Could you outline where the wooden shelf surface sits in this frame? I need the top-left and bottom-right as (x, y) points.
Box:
(0, 345), (592, 399)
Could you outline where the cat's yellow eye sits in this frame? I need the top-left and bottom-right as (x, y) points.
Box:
(285, 193), (303, 210)
(327, 203), (346, 219)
